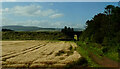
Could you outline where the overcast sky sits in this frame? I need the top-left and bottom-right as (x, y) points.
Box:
(1, 2), (118, 28)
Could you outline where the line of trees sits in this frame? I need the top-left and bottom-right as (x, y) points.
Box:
(2, 29), (14, 32)
(2, 31), (67, 40)
(61, 26), (74, 39)
(80, 5), (120, 46)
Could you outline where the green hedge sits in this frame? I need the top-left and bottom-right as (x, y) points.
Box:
(2, 31), (68, 40)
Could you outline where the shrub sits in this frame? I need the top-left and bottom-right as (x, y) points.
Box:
(65, 57), (88, 68)
(102, 47), (108, 53)
(75, 57), (88, 66)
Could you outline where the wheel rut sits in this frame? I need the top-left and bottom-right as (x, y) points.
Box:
(2, 43), (47, 61)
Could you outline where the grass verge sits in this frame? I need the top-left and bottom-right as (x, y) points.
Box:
(76, 41), (100, 67)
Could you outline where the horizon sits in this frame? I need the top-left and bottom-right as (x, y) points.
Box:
(2, 25), (83, 29)
(2, 2), (118, 29)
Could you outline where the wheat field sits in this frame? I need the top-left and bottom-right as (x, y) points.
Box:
(1, 40), (81, 68)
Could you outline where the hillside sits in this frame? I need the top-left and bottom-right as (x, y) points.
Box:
(2, 25), (83, 31)
(2, 26), (56, 31)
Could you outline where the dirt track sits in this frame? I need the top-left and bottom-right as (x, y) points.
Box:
(1, 40), (81, 68)
(89, 52), (119, 67)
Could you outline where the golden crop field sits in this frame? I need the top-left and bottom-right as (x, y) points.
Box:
(1, 40), (81, 68)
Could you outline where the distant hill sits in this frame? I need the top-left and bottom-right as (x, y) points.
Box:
(2, 25), (83, 31)
(2, 26), (56, 31)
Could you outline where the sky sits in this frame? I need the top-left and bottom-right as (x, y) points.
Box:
(1, 2), (119, 28)
(1, 0), (120, 2)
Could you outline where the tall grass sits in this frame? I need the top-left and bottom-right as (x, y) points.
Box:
(76, 41), (100, 67)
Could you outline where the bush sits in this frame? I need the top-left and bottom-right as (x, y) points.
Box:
(76, 57), (88, 65)
(65, 57), (88, 68)
(102, 47), (108, 53)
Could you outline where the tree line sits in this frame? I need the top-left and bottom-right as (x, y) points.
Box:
(61, 26), (74, 39)
(80, 5), (120, 46)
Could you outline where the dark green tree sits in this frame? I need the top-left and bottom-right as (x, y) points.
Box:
(61, 26), (74, 39)
(81, 5), (120, 44)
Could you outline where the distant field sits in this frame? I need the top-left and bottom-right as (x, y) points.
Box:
(2, 40), (81, 68)
(2, 31), (71, 40)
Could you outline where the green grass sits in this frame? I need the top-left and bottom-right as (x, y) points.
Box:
(105, 51), (119, 62)
(76, 41), (100, 67)
(103, 46), (119, 62)
(86, 43), (119, 62)
(85, 43), (103, 58)
(76, 41), (119, 67)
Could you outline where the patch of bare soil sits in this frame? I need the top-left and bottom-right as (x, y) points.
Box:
(89, 52), (119, 67)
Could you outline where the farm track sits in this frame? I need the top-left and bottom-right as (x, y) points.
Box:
(2, 41), (81, 68)
(81, 44), (119, 67)
(89, 52), (119, 67)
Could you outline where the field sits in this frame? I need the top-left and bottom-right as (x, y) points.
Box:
(1, 40), (81, 68)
